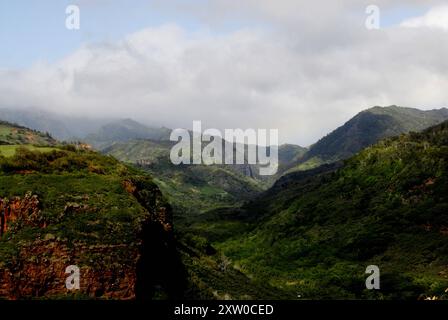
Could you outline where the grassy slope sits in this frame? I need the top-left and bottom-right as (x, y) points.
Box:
(211, 121), (448, 300)
(0, 145), (58, 157)
(0, 121), (56, 146)
(0, 121), (58, 157)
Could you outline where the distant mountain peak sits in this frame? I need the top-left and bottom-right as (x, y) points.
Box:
(284, 105), (448, 174)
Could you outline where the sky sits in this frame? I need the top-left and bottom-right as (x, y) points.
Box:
(0, 0), (448, 146)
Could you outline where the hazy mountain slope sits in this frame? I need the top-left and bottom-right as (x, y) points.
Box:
(0, 108), (112, 140)
(278, 144), (308, 164)
(213, 120), (448, 299)
(85, 119), (171, 149)
(288, 106), (448, 173)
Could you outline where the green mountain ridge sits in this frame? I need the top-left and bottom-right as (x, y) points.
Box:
(286, 106), (448, 173)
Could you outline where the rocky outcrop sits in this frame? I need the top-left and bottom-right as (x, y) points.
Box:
(122, 177), (187, 299)
(122, 178), (172, 232)
(0, 192), (43, 237)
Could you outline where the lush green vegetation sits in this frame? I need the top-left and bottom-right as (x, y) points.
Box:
(0, 146), (125, 175)
(204, 121), (448, 300)
(0, 145), (58, 157)
(102, 139), (266, 223)
(178, 233), (296, 299)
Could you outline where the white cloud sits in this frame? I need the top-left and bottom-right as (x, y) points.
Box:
(401, 6), (448, 30)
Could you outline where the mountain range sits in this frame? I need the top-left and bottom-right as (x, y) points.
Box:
(86, 106), (448, 221)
